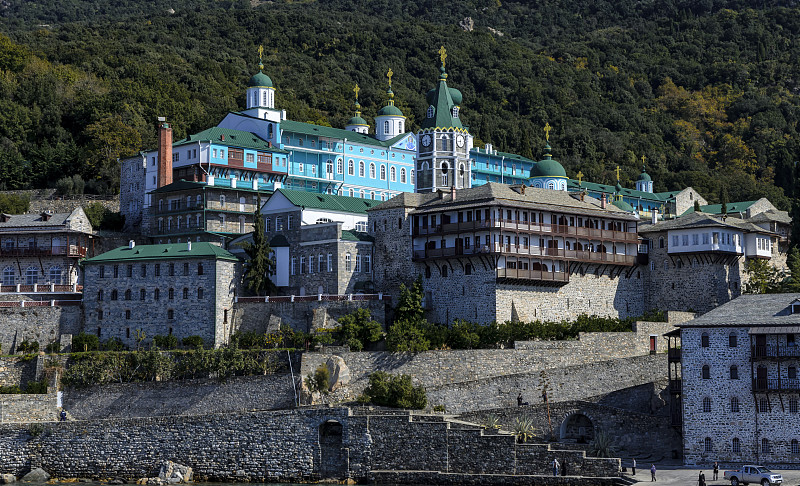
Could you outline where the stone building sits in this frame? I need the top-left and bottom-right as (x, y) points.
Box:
(676, 294), (800, 465)
(230, 189), (377, 295)
(640, 209), (789, 314)
(0, 207), (93, 290)
(369, 182), (643, 324)
(81, 241), (241, 349)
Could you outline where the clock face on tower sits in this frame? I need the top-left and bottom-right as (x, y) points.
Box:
(422, 134), (432, 147)
(456, 134), (465, 148)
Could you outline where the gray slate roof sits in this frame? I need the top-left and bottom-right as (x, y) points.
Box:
(0, 210), (83, 231)
(747, 209), (792, 225)
(370, 183), (637, 220)
(639, 211), (774, 235)
(680, 294), (800, 327)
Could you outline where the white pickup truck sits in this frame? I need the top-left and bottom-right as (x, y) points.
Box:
(724, 465), (782, 486)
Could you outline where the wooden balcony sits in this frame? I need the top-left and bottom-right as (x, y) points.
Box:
(0, 246), (87, 258)
(751, 345), (800, 361)
(412, 244), (636, 266)
(413, 219), (638, 243)
(496, 268), (569, 284)
(752, 378), (800, 393)
(668, 348), (681, 362)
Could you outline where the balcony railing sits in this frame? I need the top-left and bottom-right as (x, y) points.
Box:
(669, 378), (682, 393)
(752, 378), (800, 393)
(496, 268), (569, 283)
(751, 345), (800, 360)
(668, 348), (681, 362)
(413, 219), (638, 242)
(0, 284), (81, 293)
(0, 246), (87, 258)
(412, 244), (636, 266)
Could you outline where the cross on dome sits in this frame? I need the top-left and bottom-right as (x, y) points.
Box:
(387, 68), (393, 87)
(257, 45), (264, 70)
(353, 84), (360, 101)
(438, 45), (447, 68)
(544, 122), (552, 142)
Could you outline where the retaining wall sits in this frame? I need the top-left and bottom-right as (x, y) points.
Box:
(232, 298), (387, 334)
(0, 357), (39, 388)
(0, 394), (58, 423)
(0, 306), (82, 354)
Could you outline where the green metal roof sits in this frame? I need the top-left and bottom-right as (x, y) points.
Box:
(249, 71), (273, 88)
(83, 242), (239, 264)
(150, 179), (274, 196)
(275, 188), (382, 214)
(377, 104), (404, 117)
(278, 119), (409, 149)
(682, 200), (757, 216)
(612, 198), (635, 212)
(173, 127), (288, 153)
(347, 116), (369, 127)
(567, 179), (677, 202)
(341, 230), (374, 242)
(637, 170), (652, 182)
(421, 68), (464, 130)
(470, 148), (536, 164)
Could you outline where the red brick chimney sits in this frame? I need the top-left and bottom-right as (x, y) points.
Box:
(600, 193), (607, 209)
(157, 117), (173, 188)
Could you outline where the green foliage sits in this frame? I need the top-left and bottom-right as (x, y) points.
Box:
(482, 414), (501, 430)
(241, 193), (276, 296)
(305, 364), (330, 394)
(359, 371), (427, 409)
(153, 334), (179, 350)
(743, 258), (784, 294)
(513, 416), (537, 443)
(588, 429), (618, 458)
(17, 339), (39, 354)
(72, 332), (99, 352)
(433, 404), (446, 413)
(395, 277), (425, 324)
(24, 380), (48, 394)
(102, 337), (127, 352)
(386, 319), (431, 353)
(182, 335), (205, 349)
(83, 202), (124, 231)
(0, 194), (29, 214)
(0, 385), (22, 394)
(337, 308), (383, 351)
(45, 341), (60, 354)
(55, 174), (85, 196)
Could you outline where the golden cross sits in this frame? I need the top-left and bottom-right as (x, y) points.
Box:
(615, 165), (621, 181)
(576, 171), (584, 183)
(438, 45), (447, 68)
(258, 45), (264, 61)
(641, 155), (646, 166)
(387, 68), (393, 87)
(353, 84), (360, 100)
(543, 122), (552, 142)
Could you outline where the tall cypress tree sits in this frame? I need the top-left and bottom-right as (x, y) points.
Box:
(242, 193), (276, 295)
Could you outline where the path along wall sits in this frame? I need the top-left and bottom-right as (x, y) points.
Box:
(0, 407), (620, 482)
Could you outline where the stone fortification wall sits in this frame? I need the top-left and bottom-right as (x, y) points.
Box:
(62, 374), (297, 420)
(0, 306), (82, 355)
(425, 354), (667, 413)
(232, 298), (387, 334)
(0, 190), (120, 214)
(0, 394), (58, 423)
(0, 357), (39, 388)
(0, 407), (619, 482)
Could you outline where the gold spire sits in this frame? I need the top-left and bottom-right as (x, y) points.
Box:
(438, 45), (447, 69)
(257, 45), (264, 70)
(353, 83), (360, 101)
(387, 68), (393, 87)
(544, 122), (552, 142)
(576, 171), (584, 184)
(615, 165), (621, 181)
(641, 155), (646, 166)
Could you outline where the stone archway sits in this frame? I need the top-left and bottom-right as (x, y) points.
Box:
(559, 412), (595, 443)
(319, 420), (346, 479)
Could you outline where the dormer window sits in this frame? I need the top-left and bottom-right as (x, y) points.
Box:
(791, 299), (800, 314)
(427, 106), (435, 118)
(452, 106), (459, 118)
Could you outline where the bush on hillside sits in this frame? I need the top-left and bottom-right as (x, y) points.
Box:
(358, 371), (427, 409)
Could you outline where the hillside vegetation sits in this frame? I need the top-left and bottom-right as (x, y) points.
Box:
(1, 0), (799, 223)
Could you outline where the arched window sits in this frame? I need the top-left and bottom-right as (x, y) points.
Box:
(239, 196), (246, 212)
(442, 266), (448, 277)
(730, 396), (739, 412)
(326, 160), (334, 177)
(452, 106), (459, 118)
(359, 190), (364, 199)
(25, 266), (39, 285)
(220, 194), (226, 206)
(703, 397), (711, 412)
(124, 289), (131, 301)
(411, 169), (415, 185)
(704, 437), (713, 452)
(793, 439), (799, 454)
(702, 365), (710, 379)
(762, 438), (770, 454)
(380, 165), (386, 180)
(427, 106), (434, 118)
(760, 397), (770, 412)
(262, 91), (267, 106)
(730, 365), (739, 379)
(399, 121), (403, 132)
(154, 288), (160, 301)
(359, 161), (365, 177)
(441, 162), (448, 186)
(348, 160), (354, 175)
(97, 290), (104, 301)
(384, 121), (389, 133)
(659, 236), (664, 248)
(732, 438), (741, 454)
(701, 332), (709, 347)
(348, 188), (354, 197)
(168, 288), (174, 300)
(400, 168), (407, 184)
(369, 163), (376, 179)
(268, 123), (273, 139)
(2, 266), (14, 286)
(337, 159), (344, 174)
(111, 289), (118, 301)
(465, 263), (472, 275)
(239, 216), (246, 233)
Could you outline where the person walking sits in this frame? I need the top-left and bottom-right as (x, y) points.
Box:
(632, 458), (636, 476)
(713, 462), (719, 480)
(552, 458), (559, 477)
(698, 470), (706, 486)
(59, 409), (67, 422)
(650, 464), (657, 481)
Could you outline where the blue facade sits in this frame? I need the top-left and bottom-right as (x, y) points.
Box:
(470, 144), (535, 187)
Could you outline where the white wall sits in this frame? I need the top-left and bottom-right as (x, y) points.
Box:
(668, 228), (743, 255)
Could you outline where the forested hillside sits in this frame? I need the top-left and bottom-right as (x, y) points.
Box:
(2, 0), (800, 218)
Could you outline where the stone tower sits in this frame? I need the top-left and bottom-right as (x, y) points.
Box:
(416, 46), (472, 192)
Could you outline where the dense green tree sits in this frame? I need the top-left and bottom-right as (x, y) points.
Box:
(241, 194), (276, 296)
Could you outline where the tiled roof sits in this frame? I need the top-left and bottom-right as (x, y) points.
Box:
(83, 242), (238, 263)
(639, 211), (774, 234)
(0, 209), (87, 231)
(371, 183), (637, 220)
(680, 294), (800, 327)
(567, 179), (678, 202)
(277, 120), (409, 149)
(681, 200), (757, 216)
(747, 210), (792, 224)
(173, 127), (288, 153)
(275, 189), (381, 214)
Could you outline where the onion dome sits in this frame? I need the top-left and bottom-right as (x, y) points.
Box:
(637, 166), (652, 182)
(348, 102), (368, 126)
(531, 144), (567, 178)
(448, 87), (463, 106)
(612, 199), (635, 212)
(249, 70), (273, 88)
(615, 182), (623, 193)
(378, 87), (404, 116)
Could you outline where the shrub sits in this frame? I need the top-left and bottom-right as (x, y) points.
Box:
(513, 416), (537, 443)
(337, 308), (383, 351)
(588, 429), (618, 458)
(24, 380), (47, 394)
(17, 339), (39, 354)
(386, 320), (430, 352)
(45, 341), (60, 354)
(153, 334), (178, 350)
(0, 193), (29, 214)
(305, 364), (330, 394)
(0, 385), (22, 394)
(83, 202), (124, 231)
(182, 335), (204, 349)
(102, 337), (126, 352)
(359, 371), (427, 409)
(72, 332), (99, 352)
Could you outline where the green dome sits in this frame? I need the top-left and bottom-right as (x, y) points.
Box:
(615, 182), (623, 193)
(348, 116), (368, 126)
(249, 71), (273, 88)
(637, 169), (652, 182)
(377, 104), (404, 117)
(449, 87), (463, 105)
(612, 199), (635, 212)
(531, 145), (566, 178)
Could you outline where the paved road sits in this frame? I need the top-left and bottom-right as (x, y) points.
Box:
(625, 466), (800, 485)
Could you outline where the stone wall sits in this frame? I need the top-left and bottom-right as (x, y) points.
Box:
(0, 394), (58, 423)
(0, 407), (620, 482)
(0, 306), (82, 355)
(62, 374), (297, 420)
(232, 298), (387, 334)
(0, 190), (120, 215)
(0, 357), (38, 388)
(425, 354), (668, 414)
(119, 155), (146, 232)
